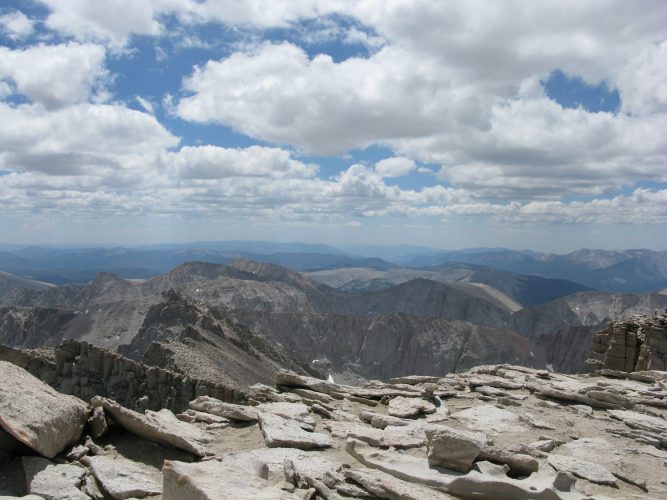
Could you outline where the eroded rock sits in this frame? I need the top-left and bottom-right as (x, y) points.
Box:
(258, 412), (332, 449)
(189, 395), (259, 422)
(387, 397), (436, 418)
(163, 460), (299, 499)
(22, 457), (88, 500)
(82, 453), (162, 499)
(548, 454), (617, 486)
(0, 362), (89, 458)
(92, 396), (208, 457)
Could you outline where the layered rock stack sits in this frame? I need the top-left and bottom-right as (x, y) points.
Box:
(585, 314), (667, 372)
(0, 340), (245, 413)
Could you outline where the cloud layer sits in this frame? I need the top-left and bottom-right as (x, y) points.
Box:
(0, 0), (666, 245)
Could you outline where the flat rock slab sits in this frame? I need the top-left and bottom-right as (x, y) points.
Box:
(258, 412), (332, 449)
(359, 410), (411, 429)
(220, 448), (336, 481)
(258, 402), (315, 426)
(325, 421), (426, 448)
(548, 454), (617, 486)
(163, 460), (300, 499)
(451, 404), (526, 434)
(388, 396), (436, 418)
(346, 438), (579, 499)
(0, 361), (88, 458)
(82, 453), (162, 499)
(276, 370), (342, 395)
(22, 457), (88, 500)
(345, 467), (456, 499)
(189, 395), (259, 422)
(607, 409), (667, 434)
(92, 397), (208, 457)
(389, 375), (442, 385)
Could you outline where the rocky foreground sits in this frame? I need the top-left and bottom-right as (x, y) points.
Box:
(1, 360), (666, 499)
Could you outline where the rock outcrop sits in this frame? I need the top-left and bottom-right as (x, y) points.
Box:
(0, 361), (88, 458)
(1, 360), (666, 499)
(0, 340), (245, 413)
(585, 314), (667, 372)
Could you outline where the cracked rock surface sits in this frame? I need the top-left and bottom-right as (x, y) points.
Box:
(1, 363), (666, 499)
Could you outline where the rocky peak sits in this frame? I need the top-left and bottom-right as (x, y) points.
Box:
(1, 358), (666, 499)
(585, 313), (667, 372)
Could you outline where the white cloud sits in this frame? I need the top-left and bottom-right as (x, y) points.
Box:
(2, 0), (666, 235)
(163, 145), (317, 179)
(135, 96), (155, 114)
(0, 11), (35, 40)
(0, 102), (178, 176)
(0, 43), (108, 108)
(375, 157), (416, 177)
(617, 39), (667, 116)
(41, 0), (162, 47)
(177, 42), (447, 154)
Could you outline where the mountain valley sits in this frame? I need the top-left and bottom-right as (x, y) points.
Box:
(2, 254), (666, 391)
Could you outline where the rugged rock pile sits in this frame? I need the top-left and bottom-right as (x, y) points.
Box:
(586, 314), (667, 372)
(1, 359), (666, 499)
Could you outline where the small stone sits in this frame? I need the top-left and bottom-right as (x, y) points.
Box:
(88, 406), (108, 439)
(387, 396), (436, 418)
(426, 427), (485, 472)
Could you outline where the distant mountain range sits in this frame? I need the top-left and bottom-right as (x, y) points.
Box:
(0, 241), (666, 293)
(399, 248), (667, 293)
(2, 259), (666, 388)
(306, 262), (591, 307)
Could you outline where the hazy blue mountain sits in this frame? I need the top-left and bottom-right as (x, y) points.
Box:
(405, 248), (667, 293)
(307, 262), (590, 307)
(135, 240), (347, 255)
(0, 245), (393, 284)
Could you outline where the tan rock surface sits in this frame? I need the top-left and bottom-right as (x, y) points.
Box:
(0, 361), (88, 458)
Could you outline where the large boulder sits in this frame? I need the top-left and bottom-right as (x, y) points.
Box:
(82, 453), (163, 499)
(258, 412), (333, 449)
(91, 396), (208, 457)
(22, 457), (88, 500)
(163, 460), (300, 499)
(0, 361), (88, 458)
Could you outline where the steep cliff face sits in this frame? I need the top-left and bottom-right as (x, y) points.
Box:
(119, 290), (308, 387)
(0, 306), (76, 347)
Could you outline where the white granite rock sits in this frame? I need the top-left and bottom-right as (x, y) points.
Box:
(92, 397), (209, 456)
(82, 453), (162, 499)
(22, 457), (88, 500)
(0, 362), (88, 458)
(258, 412), (332, 449)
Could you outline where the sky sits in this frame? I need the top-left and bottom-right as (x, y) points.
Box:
(0, 1), (666, 252)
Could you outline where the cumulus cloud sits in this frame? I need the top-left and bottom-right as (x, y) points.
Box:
(0, 11), (35, 40)
(2, 0), (666, 235)
(0, 43), (109, 108)
(0, 102), (178, 176)
(617, 39), (667, 116)
(164, 145), (318, 179)
(177, 42), (446, 154)
(40, 0), (162, 47)
(375, 157), (416, 177)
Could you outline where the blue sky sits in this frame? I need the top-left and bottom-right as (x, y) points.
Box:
(0, 1), (666, 251)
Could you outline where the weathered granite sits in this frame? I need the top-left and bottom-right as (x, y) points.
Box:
(92, 396), (209, 456)
(0, 361), (88, 458)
